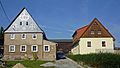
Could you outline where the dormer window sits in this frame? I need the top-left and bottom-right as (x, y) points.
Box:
(91, 30), (94, 34)
(20, 22), (22, 25)
(26, 22), (28, 25)
(98, 31), (101, 34)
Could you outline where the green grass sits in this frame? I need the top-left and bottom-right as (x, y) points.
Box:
(68, 53), (120, 68)
(6, 60), (54, 68)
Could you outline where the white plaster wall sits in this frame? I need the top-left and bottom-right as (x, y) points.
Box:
(72, 38), (114, 55)
(80, 38), (114, 54)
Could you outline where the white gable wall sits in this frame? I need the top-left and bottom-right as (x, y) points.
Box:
(5, 9), (43, 33)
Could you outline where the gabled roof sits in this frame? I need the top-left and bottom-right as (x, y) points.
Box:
(4, 7), (43, 33)
(73, 18), (115, 43)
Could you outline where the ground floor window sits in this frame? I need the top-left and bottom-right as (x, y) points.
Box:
(44, 45), (50, 52)
(9, 45), (15, 52)
(20, 45), (27, 52)
(31, 45), (38, 52)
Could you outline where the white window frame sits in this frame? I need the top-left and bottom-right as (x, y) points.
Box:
(87, 40), (91, 47)
(102, 40), (106, 47)
(98, 31), (101, 34)
(91, 30), (94, 34)
(32, 34), (37, 39)
(20, 45), (27, 52)
(9, 45), (15, 52)
(10, 34), (15, 39)
(21, 34), (26, 39)
(44, 45), (50, 52)
(31, 45), (38, 52)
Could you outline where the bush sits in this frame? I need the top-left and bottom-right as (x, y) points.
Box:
(68, 53), (120, 68)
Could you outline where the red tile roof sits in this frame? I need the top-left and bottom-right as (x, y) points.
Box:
(73, 25), (88, 43)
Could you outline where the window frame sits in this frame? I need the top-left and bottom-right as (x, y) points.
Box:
(87, 41), (91, 47)
(90, 30), (94, 34)
(21, 34), (26, 39)
(20, 45), (27, 52)
(98, 30), (101, 35)
(32, 34), (37, 39)
(26, 22), (28, 25)
(31, 45), (38, 52)
(20, 22), (22, 25)
(44, 45), (50, 52)
(10, 34), (15, 39)
(9, 45), (15, 52)
(102, 41), (106, 47)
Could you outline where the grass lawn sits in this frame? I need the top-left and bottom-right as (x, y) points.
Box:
(6, 60), (54, 68)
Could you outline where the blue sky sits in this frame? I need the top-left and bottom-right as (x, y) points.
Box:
(0, 0), (120, 47)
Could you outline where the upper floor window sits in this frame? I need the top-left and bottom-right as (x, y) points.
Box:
(21, 34), (26, 39)
(98, 31), (101, 34)
(87, 41), (91, 47)
(44, 45), (50, 52)
(32, 34), (37, 39)
(26, 22), (28, 25)
(20, 45), (27, 52)
(102, 41), (106, 47)
(20, 22), (22, 25)
(31, 45), (38, 52)
(91, 30), (94, 34)
(9, 45), (15, 52)
(10, 34), (15, 39)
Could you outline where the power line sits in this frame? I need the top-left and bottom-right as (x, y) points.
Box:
(0, 0), (10, 23)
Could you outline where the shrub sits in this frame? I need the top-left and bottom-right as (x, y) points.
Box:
(68, 53), (120, 68)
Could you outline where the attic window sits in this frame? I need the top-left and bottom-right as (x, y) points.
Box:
(98, 31), (101, 34)
(26, 22), (28, 25)
(20, 22), (22, 25)
(91, 30), (94, 34)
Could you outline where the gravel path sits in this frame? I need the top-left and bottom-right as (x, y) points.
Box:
(40, 58), (84, 68)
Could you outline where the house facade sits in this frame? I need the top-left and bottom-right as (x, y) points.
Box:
(71, 18), (115, 55)
(3, 8), (57, 61)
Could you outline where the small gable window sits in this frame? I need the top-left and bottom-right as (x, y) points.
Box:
(20, 22), (22, 25)
(91, 30), (94, 34)
(21, 34), (26, 39)
(102, 41), (106, 47)
(26, 22), (28, 25)
(98, 31), (101, 34)
(87, 41), (91, 47)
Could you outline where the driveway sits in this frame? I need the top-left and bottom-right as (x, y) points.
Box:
(40, 58), (84, 68)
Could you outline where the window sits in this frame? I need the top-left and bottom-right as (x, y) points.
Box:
(21, 34), (26, 39)
(32, 34), (37, 39)
(98, 31), (101, 34)
(87, 41), (91, 47)
(9, 45), (15, 52)
(26, 22), (28, 25)
(20, 22), (22, 25)
(44, 45), (50, 52)
(91, 30), (94, 34)
(20, 45), (27, 52)
(31, 45), (38, 52)
(102, 41), (106, 47)
(10, 34), (15, 39)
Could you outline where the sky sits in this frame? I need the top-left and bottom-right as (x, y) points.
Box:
(0, 0), (120, 47)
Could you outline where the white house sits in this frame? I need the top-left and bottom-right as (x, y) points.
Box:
(71, 18), (115, 54)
